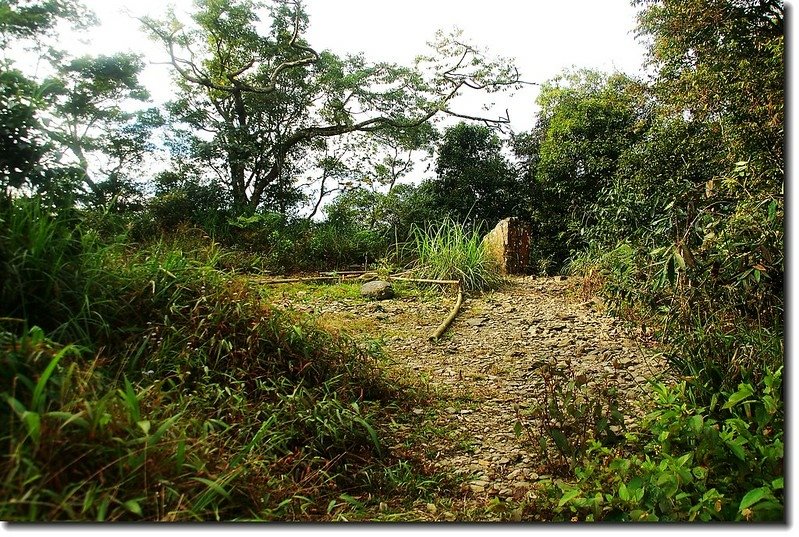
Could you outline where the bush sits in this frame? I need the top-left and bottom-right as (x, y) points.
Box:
(542, 369), (784, 522)
(0, 199), (119, 344)
(0, 230), (405, 520)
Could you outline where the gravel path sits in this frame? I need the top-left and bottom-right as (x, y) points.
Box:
(272, 275), (673, 511)
(374, 276), (672, 502)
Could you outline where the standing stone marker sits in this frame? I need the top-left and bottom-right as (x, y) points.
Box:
(482, 217), (531, 275)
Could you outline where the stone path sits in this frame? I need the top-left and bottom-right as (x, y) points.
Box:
(376, 276), (671, 502)
(272, 275), (673, 509)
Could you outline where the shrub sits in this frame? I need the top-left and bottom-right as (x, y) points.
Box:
(0, 245), (402, 520)
(0, 199), (119, 344)
(542, 369), (784, 522)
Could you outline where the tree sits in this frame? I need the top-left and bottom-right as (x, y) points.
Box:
(302, 123), (437, 221)
(635, 0), (783, 187)
(625, 0), (784, 340)
(45, 53), (163, 208)
(1, 1), (160, 208)
(0, 0), (92, 203)
(522, 70), (648, 265)
(141, 0), (521, 214)
(430, 122), (519, 229)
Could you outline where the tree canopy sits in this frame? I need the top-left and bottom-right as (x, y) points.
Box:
(141, 0), (522, 213)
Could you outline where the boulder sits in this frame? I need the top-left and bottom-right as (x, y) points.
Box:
(360, 280), (394, 300)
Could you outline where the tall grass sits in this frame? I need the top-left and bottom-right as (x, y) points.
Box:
(409, 218), (501, 292)
(0, 199), (121, 344)
(0, 197), (430, 521)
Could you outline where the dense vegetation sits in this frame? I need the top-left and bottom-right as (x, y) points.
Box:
(1, 0), (783, 522)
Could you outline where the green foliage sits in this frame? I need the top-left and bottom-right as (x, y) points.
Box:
(0, 69), (50, 193)
(515, 357), (625, 474)
(517, 70), (647, 267)
(542, 369), (783, 522)
(1, 2), (159, 207)
(431, 122), (522, 228)
(147, 176), (231, 233)
(0, 0), (94, 46)
(0, 198), (115, 342)
(0, 204), (422, 520)
(542, 1), (784, 402)
(409, 218), (501, 292)
(44, 52), (160, 208)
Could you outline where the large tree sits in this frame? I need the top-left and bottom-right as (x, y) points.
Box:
(521, 70), (648, 264)
(142, 0), (521, 213)
(1, 1), (160, 207)
(635, 0), (783, 185)
(45, 53), (163, 208)
(430, 122), (519, 228)
(0, 0), (92, 202)
(627, 0), (784, 337)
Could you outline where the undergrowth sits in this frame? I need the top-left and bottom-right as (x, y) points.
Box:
(0, 200), (442, 521)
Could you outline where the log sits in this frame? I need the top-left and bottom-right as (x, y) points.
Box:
(430, 285), (463, 341)
(319, 270), (371, 276)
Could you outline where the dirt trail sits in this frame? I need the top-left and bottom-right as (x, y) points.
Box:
(275, 275), (672, 509)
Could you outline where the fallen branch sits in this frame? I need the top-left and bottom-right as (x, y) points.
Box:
(385, 275), (463, 340)
(258, 276), (343, 284)
(389, 276), (460, 285)
(319, 270), (371, 276)
(430, 284), (463, 341)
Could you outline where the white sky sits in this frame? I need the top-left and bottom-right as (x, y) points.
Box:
(70, 0), (649, 133)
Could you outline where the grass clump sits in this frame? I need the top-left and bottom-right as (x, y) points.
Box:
(409, 218), (501, 292)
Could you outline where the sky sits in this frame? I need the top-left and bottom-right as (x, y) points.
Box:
(70, 0), (650, 134)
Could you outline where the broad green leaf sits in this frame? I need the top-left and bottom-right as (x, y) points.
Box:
(123, 499), (142, 516)
(22, 411), (41, 443)
(191, 476), (232, 500)
(689, 414), (704, 435)
(32, 345), (77, 412)
(137, 420), (151, 435)
(513, 420), (523, 438)
(550, 429), (571, 454)
(723, 384), (754, 409)
(739, 487), (769, 511)
(618, 482), (630, 501)
(725, 438), (747, 460)
(558, 487), (582, 507)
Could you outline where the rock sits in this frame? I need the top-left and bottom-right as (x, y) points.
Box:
(359, 280), (394, 300)
(466, 317), (487, 327)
